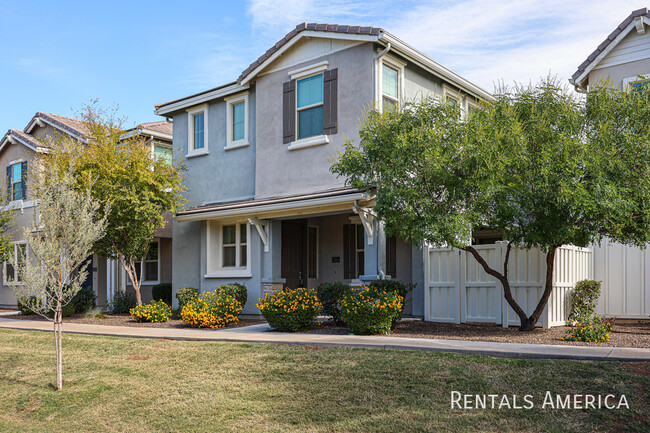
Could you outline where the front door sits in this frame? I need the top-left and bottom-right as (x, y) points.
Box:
(281, 220), (308, 290)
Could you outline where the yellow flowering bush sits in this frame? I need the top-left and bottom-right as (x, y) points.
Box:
(340, 286), (403, 335)
(562, 314), (612, 343)
(130, 300), (171, 323)
(257, 288), (321, 332)
(181, 292), (242, 328)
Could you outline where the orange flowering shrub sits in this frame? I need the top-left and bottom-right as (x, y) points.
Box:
(181, 292), (242, 328)
(130, 300), (171, 323)
(257, 288), (321, 332)
(340, 286), (403, 335)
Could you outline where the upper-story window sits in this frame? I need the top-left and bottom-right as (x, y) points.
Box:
(6, 161), (26, 202)
(377, 54), (405, 113)
(225, 92), (250, 150)
(187, 104), (208, 157)
(153, 144), (173, 165)
(297, 74), (324, 139)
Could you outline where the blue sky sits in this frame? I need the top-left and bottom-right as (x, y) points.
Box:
(0, 0), (645, 133)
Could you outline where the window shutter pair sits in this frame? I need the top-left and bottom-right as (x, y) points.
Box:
(342, 224), (355, 280)
(282, 68), (338, 143)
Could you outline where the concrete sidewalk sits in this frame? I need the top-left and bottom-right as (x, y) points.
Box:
(1, 316), (648, 361)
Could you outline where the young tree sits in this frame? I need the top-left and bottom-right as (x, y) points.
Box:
(13, 141), (107, 390)
(44, 104), (186, 305)
(332, 78), (650, 331)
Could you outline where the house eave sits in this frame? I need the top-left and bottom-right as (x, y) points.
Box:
(154, 83), (249, 117)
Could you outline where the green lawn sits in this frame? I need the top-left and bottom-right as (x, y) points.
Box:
(0, 329), (647, 433)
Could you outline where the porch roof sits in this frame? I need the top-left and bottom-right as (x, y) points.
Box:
(176, 187), (373, 222)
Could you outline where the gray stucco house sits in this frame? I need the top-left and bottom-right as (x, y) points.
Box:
(155, 23), (492, 317)
(0, 112), (174, 308)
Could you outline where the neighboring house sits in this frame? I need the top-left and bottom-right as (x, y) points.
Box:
(155, 23), (492, 317)
(0, 112), (173, 308)
(569, 7), (650, 320)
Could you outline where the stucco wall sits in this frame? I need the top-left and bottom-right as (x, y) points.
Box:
(253, 43), (375, 198)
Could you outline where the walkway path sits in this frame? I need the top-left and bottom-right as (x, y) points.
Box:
(1, 315), (648, 361)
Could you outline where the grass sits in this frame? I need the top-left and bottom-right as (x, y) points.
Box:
(0, 329), (647, 433)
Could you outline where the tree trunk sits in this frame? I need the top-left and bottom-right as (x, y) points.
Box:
(54, 299), (63, 390)
(464, 244), (558, 332)
(118, 254), (143, 305)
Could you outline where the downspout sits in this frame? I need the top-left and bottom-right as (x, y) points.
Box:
(372, 42), (392, 107)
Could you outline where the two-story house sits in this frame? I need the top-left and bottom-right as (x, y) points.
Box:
(0, 112), (174, 308)
(155, 23), (492, 316)
(569, 8), (650, 320)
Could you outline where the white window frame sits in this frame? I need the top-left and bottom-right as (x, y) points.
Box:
(205, 220), (252, 278)
(186, 104), (209, 157)
(376, 53), (406, 113)
(8, 159), (24, 203)
(623, 74), (650, 90)
(224, 92), (250, 150)
(288, 62), (330, 151)
(136, 239), (160, 285)
(3, 241), (27, 285)
(151, 142), (173, 164)
(442, 84), (461, 106)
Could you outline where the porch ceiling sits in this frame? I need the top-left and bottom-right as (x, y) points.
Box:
(176, 187), (375, 222)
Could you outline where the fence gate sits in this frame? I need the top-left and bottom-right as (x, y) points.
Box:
(425, 242), (592, 328)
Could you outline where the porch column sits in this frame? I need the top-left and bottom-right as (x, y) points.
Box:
(360, 217), (386, 282)
(261, 220), (284, 295)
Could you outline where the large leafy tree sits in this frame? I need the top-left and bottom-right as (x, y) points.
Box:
(332, 78), (650, 331)
(43, 104), (186, 305)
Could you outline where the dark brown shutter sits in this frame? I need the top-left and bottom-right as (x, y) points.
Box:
(343, 224), (354, 279)
(20, 161), (27, 199)
(323, 68), (338, 135)
(283, 80), (296, 144)
(6, 166), (11, 202)
(386, 236), (397, 278)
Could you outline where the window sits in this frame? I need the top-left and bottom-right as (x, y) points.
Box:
(153, 145), (173, 165)
(225, 92), (250, 149)
(308, 226), (318, 279)
(206, 221), (250, 277)
(7, 162), (25, 201)
(4, 242), (26, 284)
(382, 64), (399, 112)
(296, 74), (324, 139)
(443, 84), (460, 107)
(135, 240), (159, 283)
(343, 223), (365, 280)
(186, 105), (208, 157)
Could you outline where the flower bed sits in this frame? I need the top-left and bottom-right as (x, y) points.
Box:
(257, 288), (321, 332)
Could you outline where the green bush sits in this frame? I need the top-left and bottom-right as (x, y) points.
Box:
(17, 296), (43, 315)
(181, 292), (242, 328)
(316, 281), (349, 324)
(176, 287), (199, 311)
(71, 287), (96, 314)
(569, 280), (601, 323)
(562, 314), (612, 343)
(340, 286), (403, 335)
(368, 279), (415, 328)
(152, 283), (172, 305)
(110, 291), (137, 314)
(217, 283), (247, 309)
(130, 300), (172, 323)
(46, 302), (76, 318)
(257, 288), (321, 332)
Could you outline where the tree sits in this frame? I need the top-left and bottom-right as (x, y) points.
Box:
(13, 139), (107, 390)
(331, 78), (650, 331)
(44, 103), (186, 305)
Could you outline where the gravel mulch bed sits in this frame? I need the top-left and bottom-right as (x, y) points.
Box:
(3, 313), (265, 329)
(306, 319), (650, 348)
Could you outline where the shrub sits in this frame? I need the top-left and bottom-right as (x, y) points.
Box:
(17, 296), (43, 315)
(110, 291), (137, 314)
(368, 279), (415, 328)
(217, 283), (247, 309)
(71, 287), (96, 314)
(569, 280), (601, 323)
(340, 286), (403, 335)
(316, 281), (349, 324)
(181, 292), (242, 328)
(86, 308), (106, 319)
(46, 302), (76, 318)
(130, 300), (172, 323)
(176, 287), (199, 311)
(562, 314), (612, 343)
(257, 288), (321, 332)
(152, 283), (173, 305)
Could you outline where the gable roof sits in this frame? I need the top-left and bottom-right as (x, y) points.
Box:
(0, 129), (48, 154)
(570, 8), (650, 89)
(155, 22), (493, 116)
(24, 112), (89, 141)
(124, 120), (173, 142)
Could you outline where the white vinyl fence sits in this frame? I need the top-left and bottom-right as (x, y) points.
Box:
(425, 242), (592, 328)
(592, 240), (650, 319)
